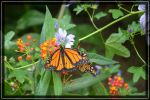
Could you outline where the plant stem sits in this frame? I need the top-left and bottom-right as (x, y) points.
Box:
(131, 40), (146, 65)
(79, 10), (144, 42)
(86, 10), (98, 30)
(131, 5), (135, 12)
(15, 60), (40, 70)
(86, 10), (104, 43)
(5, 61), (15, 70)
(118, 4), (131, 13)
(58, 4), (66, 20)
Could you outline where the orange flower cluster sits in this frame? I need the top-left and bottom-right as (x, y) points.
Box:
(40, 38), (59, 60)
(108, 75), (129, 96)
(16, 38), (25, 52)
(16, 35), (34, 61)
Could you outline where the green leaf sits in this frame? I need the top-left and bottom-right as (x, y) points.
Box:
(16, 60), (29, 67)
(105, 28), (130, 58)
(52, 72), (62, 95)
(128, 21), (141, 34)
(108, 64), (120, 73)
(91, 4), (98, 9)
(73, 5), (84, 15)
(16, 10), (44, 30)
(40, 6), (55, 43)
(35, 70), (51, 95)
(35, 6), (54, 95)
(5, 31), (15, 49)
(91, 82), (109, 95)
(59, 15), (76, 30)
(128, 66), (146, 83)
(118, 88), (129, 96)
(9, 57), (16, 64)
(88, 53), (118, 65)
(8, 69), (28, 83)
(94, 12), (107, 20)
(129, 91), (146, 96)
(81, 4), (91, 10)
(4, 81), (13, 95)
(109, 9), (124, 19)
(63, 65), (119, 92)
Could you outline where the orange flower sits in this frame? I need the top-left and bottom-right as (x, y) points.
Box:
(26, 55), (32, 60)
(16, 38), (23, 46)
(27, 35), (32, 40)
(18, 56), (22, 61)
(19, 47), (25, 52)
(108, 75), (129, 96)
(40, 38), (59, 60)
(124, 83), (129, 90)
(25, 42), (30, 46)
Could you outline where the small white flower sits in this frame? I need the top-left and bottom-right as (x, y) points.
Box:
(138, 4), (146, 33)
(139, 13), (146, 30)
(65, 34), (75, 48)
(55, 28), (75, 48)
(138, 4), (145, 11)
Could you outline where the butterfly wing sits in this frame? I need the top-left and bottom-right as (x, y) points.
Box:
(45, 48), (85, 71)
(64, 48), (83, 68)
(45, 49), (64, 71)
(77, 52), (98, 76)
(77, 63), (97, 76)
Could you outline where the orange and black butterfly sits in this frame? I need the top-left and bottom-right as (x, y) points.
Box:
(44, 46), (98, 76)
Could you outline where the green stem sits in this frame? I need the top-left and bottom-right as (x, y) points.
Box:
(118, 4), (131, 13)
(15, 60), (40, 70)
(58, 4), (66, 20)
(131, 40), (146, 65)
(4, 61), (15, 70)
(86, 10), (98, 30)
(131, 5), (135, 12)
(86, 10), (104, 43)
(79, 10), (144, 42)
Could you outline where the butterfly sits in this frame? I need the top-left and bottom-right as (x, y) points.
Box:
(77, 52), (98, 76)
(44, 46), (97, 75)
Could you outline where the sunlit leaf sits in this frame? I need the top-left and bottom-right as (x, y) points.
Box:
(94, 11), (107, 20)
(128, 21), (142, 35)
(88, 53), (118, 65)
(5, 31), (15, 50)
(109, 9), (124, 19)
(128, 66), (146, 83)
(36, 6), (54, 95)
(8, 69), (28, 83)
(73, 5), (84, 15)
(52, 72), (62, 95)
(105, 28), (130, 58)
(40, 6), (55, 43)
(35, 70), (51, 95)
